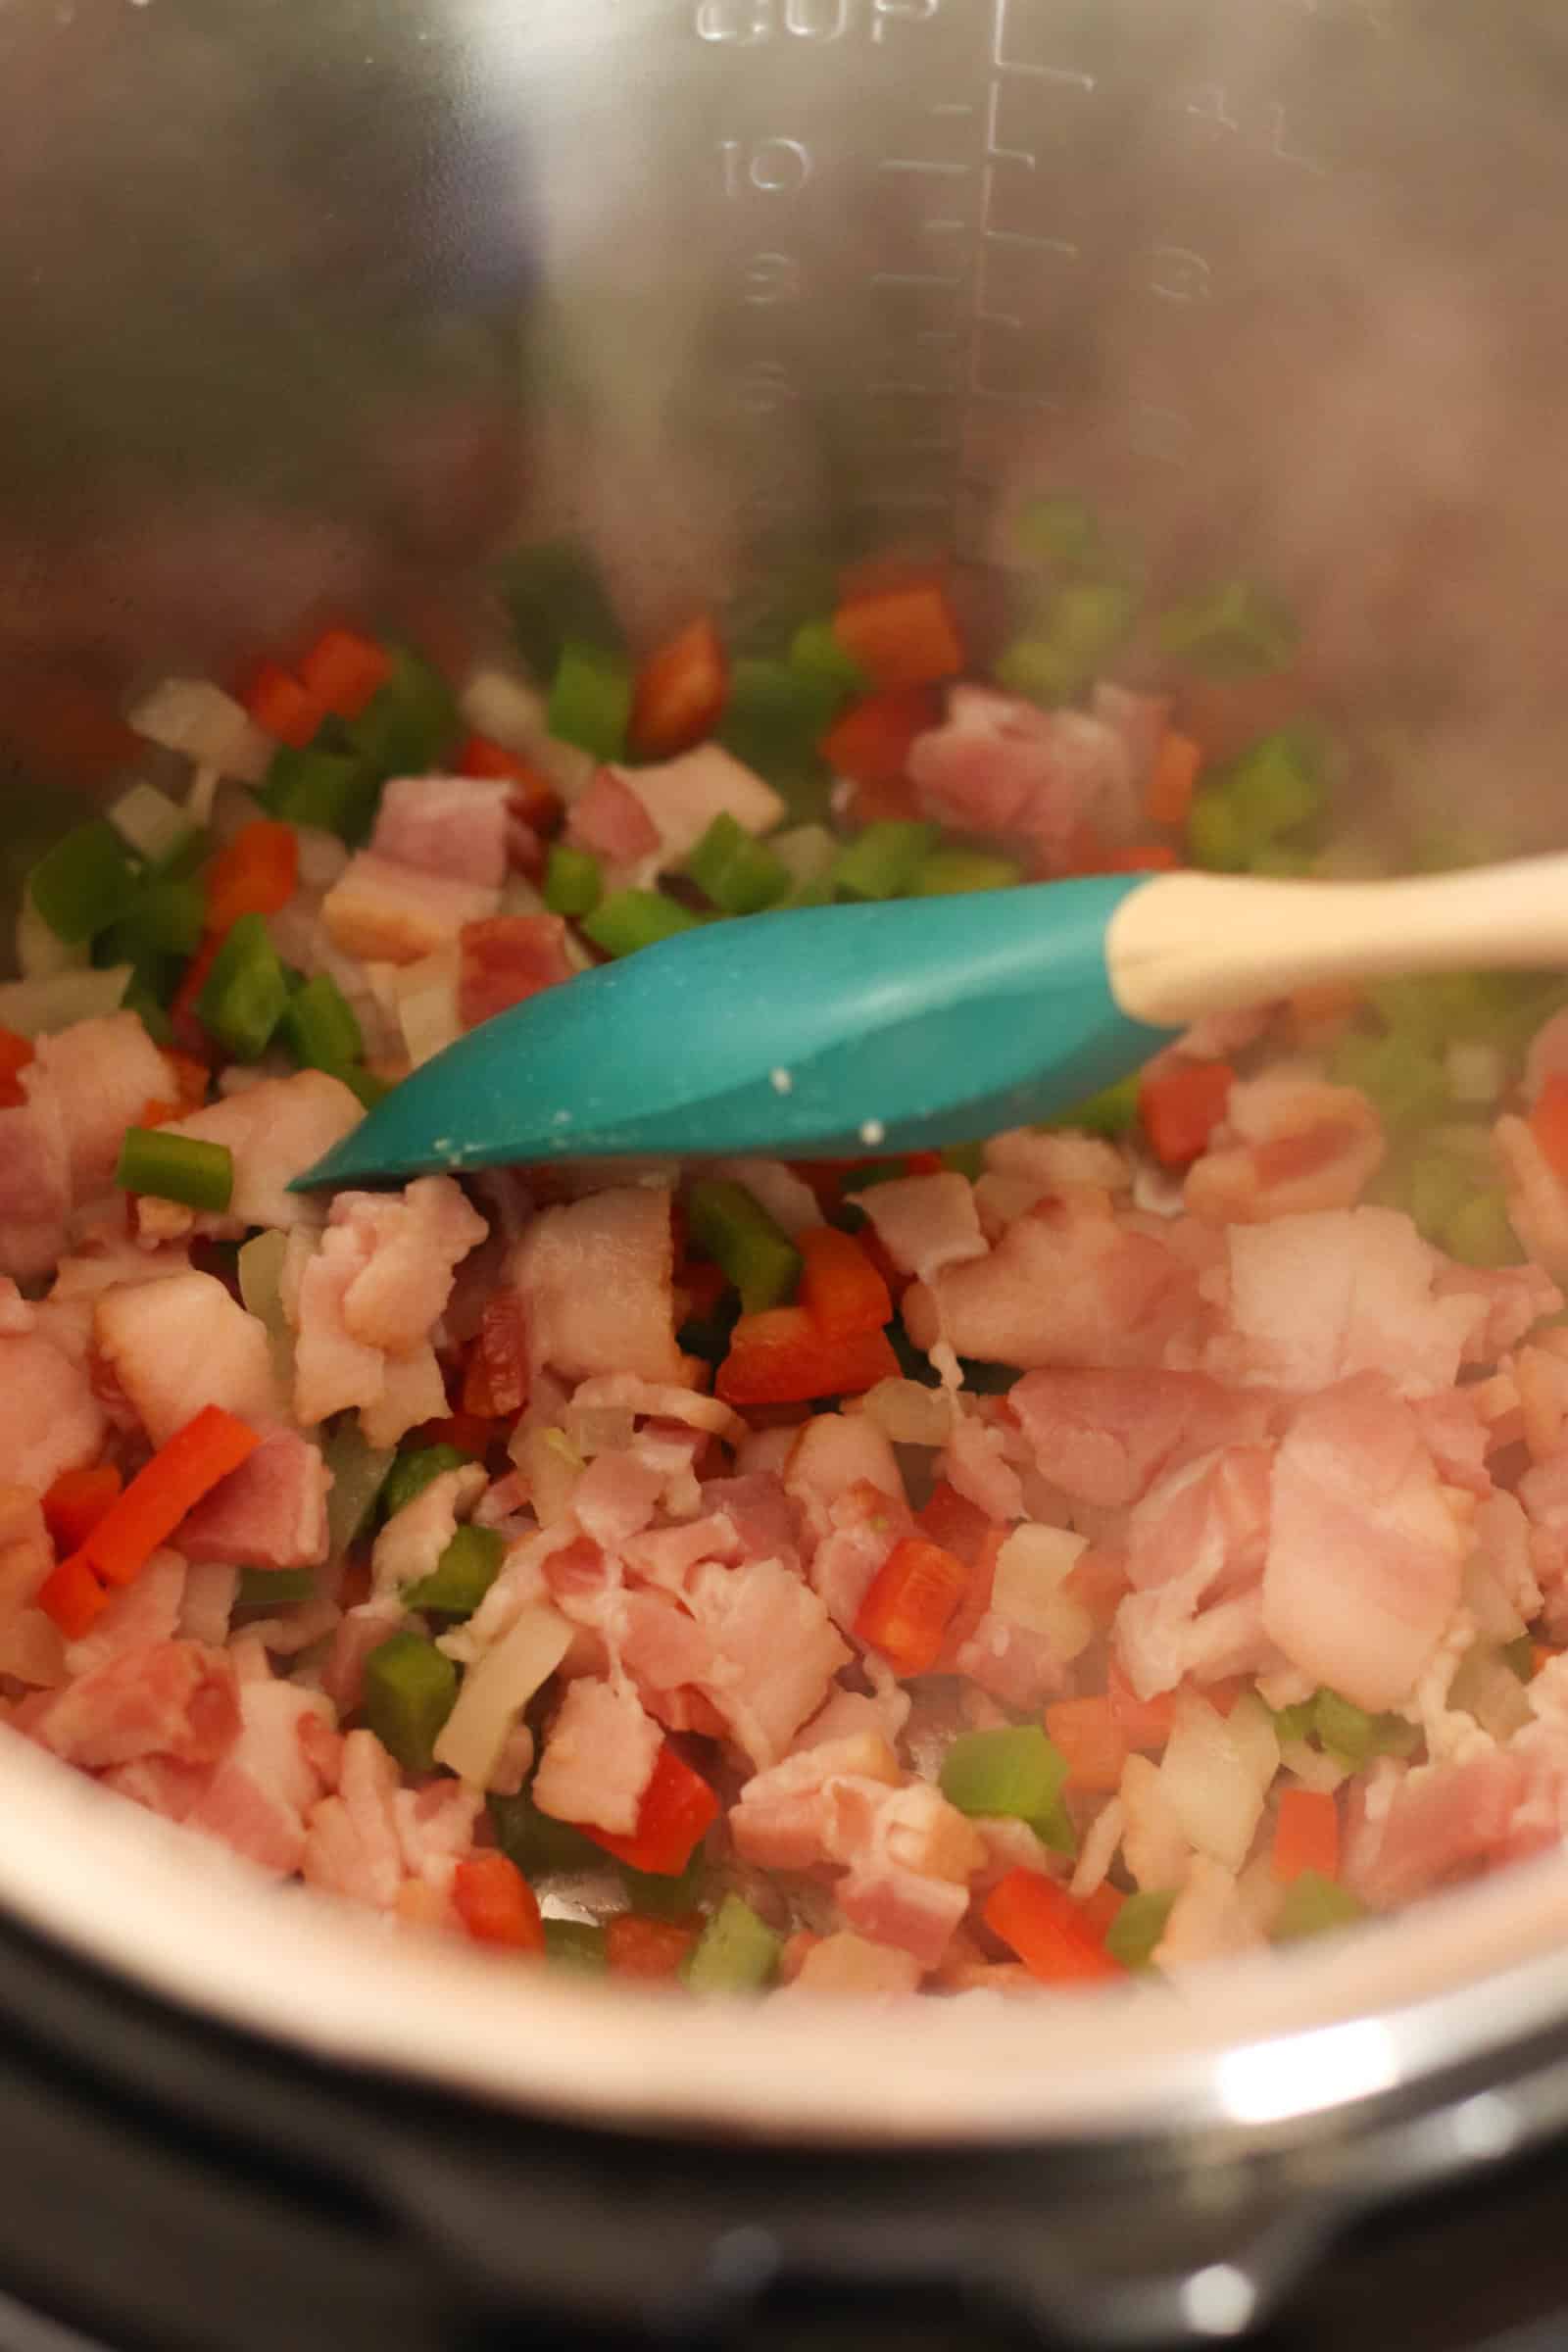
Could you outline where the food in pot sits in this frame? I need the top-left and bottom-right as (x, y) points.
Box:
(4, 509), (1567, 1999)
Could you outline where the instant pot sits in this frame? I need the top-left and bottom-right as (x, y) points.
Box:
(6, 3), (1568, 2344)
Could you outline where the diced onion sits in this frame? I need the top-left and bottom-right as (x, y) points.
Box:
(129, 678), (271, 784)
(769, 823), (837, 886)
(514, 1426), (585, 1525)
(185, 763), (222, 826)
(1446, 1039), (1507, 1107)
(458, 665), (547, 753)
(392, 948), (462, 1068)
(15, 890), (88, 981)
(1157, 1691), (1279, 1873)
(292, 824), (351, 895)
(109, 780), (195, 865)
(237, 1229), (295, 1389)
(990, 1523), (1093, 1662)
(860, 1379), (954, 1448)
(433, 1602), (572, 1787)
(0, 964), (131, 1037)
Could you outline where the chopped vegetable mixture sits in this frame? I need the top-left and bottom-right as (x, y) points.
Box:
(4, 523), (1568, 2003)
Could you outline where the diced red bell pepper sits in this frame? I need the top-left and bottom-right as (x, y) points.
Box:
(297, 627), (393, 722)
(915, 1478), (995, 1569)
(1532, 1074), (1568, 1187)
(0, 1025), (36, 1112)
(605, 1913), (701, 1980)
(416, 1410), (497, 1459)
(1043, 1696), (1129, 1794)
(714, 1307), (899, 1406)
(1144, 728), (1202, 830)
(1064, 1546), (1131, 1631)
(452, 1851), (547, 1952)
(1138, 1058), (1236, 1168)
(795, 1223), (892, 1338)
(675, 1258), (731, 1323)
(854, 1534), (969, 1676)
(819, 685), (942, 789)
(457, 734), (564, 833)
(204, 820), (300, 935)
(1075, 1881), (1127, 1944)
(163, 1050), (212, 1110)
(35, 1552), (111, 1641)
(629, 616), (728, 761)
(982, 1868), (1126, 1986)
(464, 1294), (529, 1420)
(1271, 1788), (1341, 1885)
(67, 1404), (262, 1591)
(241, 661), (324, 752)
(133, 1097), (185, 1132)
(169, 930), (226, 1057)
(41, 1463), (123, 1556)
(583, 1742), (720, 1877)
(1106, 1659), (1178, 1751)
(831, 583), (964, 691)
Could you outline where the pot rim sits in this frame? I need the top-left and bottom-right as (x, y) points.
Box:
(5, 1729), (1568, 2151)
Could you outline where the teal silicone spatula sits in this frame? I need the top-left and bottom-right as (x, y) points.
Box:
(295, 857), (1568, 1189)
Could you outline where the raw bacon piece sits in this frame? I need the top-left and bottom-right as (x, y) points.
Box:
(301, 1728), (405, 1910)
(31, 1012), (171, 1200)
(28, 1641), (240, 1770)
(177, 1429), (330, 1572)
(185, 1678), (336, 1878)
(95, 1273), (280, 1449)
(0, 1325), (107, 1492)
(531, 1676), (662, 1836)
(510, 1185), (686, 1388)
(320, 851), (500, 966)
(133, 1071), (362, 1243)
(1185, 1074), (1385, 1224)
(1011, 1367), (1273, 1510)
(858, 1173), (987, 1286)
(565, 766), (662, 865)
(0, 1088), (70, 1283)
(686, 1556), (852, 1771)
(370, 774), (513, 890)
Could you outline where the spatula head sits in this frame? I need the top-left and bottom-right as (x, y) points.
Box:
(295, 875), (1174, 1190)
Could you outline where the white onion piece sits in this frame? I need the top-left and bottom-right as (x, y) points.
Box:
(109, 780), (194, 864)
(129, 678), (271, 784)
(392, 948), (462, 1068)
(1157, 1691), (1279, 1874)
(1446, 1039), (1506, 1107)
(459, 665), (547, 752)
(990, 1524), (1093, 1662)
(433, 1602), (572, 1787)
(292, 824), (350, 895)
(515, 1426), (585, 1525)
(185, 763), (222, 826)
(0, 964), (131, 1037)
(860, 1378), (954, 1449)
(15, 891), (87, 981)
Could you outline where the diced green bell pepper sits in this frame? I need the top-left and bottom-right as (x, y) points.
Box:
(1155, 579), (1298, 677)
(941, 1141), (987, 1180)
(322, 1423), (394, 1553)
(581, 889), (704, 958)
(1443, 1190), (1521, 1269)
(488, 1793), (604, 1878)
(718, 658), (839, 817)
(618, 1845), (710, 1922)
(788, 617), (867, 699)
(1042, 577), (1139, 662)
(912, 848), (1024, 896)
(1267, 1696), (1318, 1748)
(686, 1177), (802, 1315)
(1272, 1870), (1366, 1943)
(547, 641), (634, 763)
(1103, 1888), (1176, 1970)
(28, 820), (141, 944)
(500, 540), (623, 677)
(262, 745), (379, 845)
(196, 912), (288, 1062)
(542, 843), (603, 919)
(404, 1524), (505, 1619)
(115, 1126), (233, 1213)
(828, 819), (939, 903)
(681, 1894), (782, 1994)
(381, 1442), (477, 1522)
(1011, 492), (1103, 571)
(96, 877), (207, 967)
(342, 647), (458, 782)
(1312, 1688), (1419, 1769)
(1329, 1033), (1447, 1132)
(235, 1568), (316, 1608)
(279, 970), (364, 1072)
(939, 1727), (1075, 1854)
(992, 636), (1090, 709)
(362, 1633), (459, 1776)
(1045, 1068), (1142, 1139)
(543, 1918), (610, 1974)
(685, 811), (790, 915)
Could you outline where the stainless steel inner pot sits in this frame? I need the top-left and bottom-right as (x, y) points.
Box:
(5, 2), (1568, 2340)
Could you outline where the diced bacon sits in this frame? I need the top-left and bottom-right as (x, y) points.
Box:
(1407, 1389), (1492, 1497)
(531, 1675), (662, 1835)
(0, 1324), (108, 1491)
(730, 1735), (902, 1872)
(458, 913), (575, 1029)
(371, 1463), (486, 1599)
(1115, 1578), (1274, 1706)
(133, 1071), (363, 1242)
(698, 1474), (805, 1573)
(940, 1409), (1022, 1523)
(622, 1513), (742, 1597)
(686, 1555), (852, 1770)
(31, 1013), (171, 1200)
(1011, 1367), (1274, 1509)
(1262, 1380), (1467, 1710)
(563, 1372), (743, 1444)
(808, 1481), (909, 1637)
(1185, 1075), (1385, 1224)
(566, 766), (662, 864)
(175, 1428), (329, 1571)
(510, 1186), (686, 1388)
(0, 1279), (31, 1337)
(64, 1549), (186, 1677)
(301, 1727), (405, 1910)
(617, 744), (786, 868)
(98, 1753), (213, 1824)
(954, 1614), (1071, 1710)
(95, 1272), (280, 1447)
(320, 851), (500, 965)
(28, 1641), (240, 1770)
(1494, 1113), (1568, 1278)
(1348, 1749), (1538, 1908)
(1436, 1260), (1562, 1360)
(903, 1192), (1200, 1371)
(779, 1931), (923, 1997)
(392, 1777), (485, 1884)
(1205, 1208), (1481, 1398)
(907, 688), (1133, 864)
(321, 1599), (404, 1716)
(0, 1089), (70, 1282)
(1125, 1445), (1273, 1596)
(186, 1679), (336, 1878)
(982, 1126), (1131, 1197)
(50, 1227), (193, 1302)
(569, 1449), (666, 1547)
(785, 1412), (906, 1537)
(0, 1488), (63, 1687)
(370, 774), (513, 890)
(836, 1863), (970, 1971)
(858, 1173), (988, 1286)
(613, 1591), (719, 1717)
